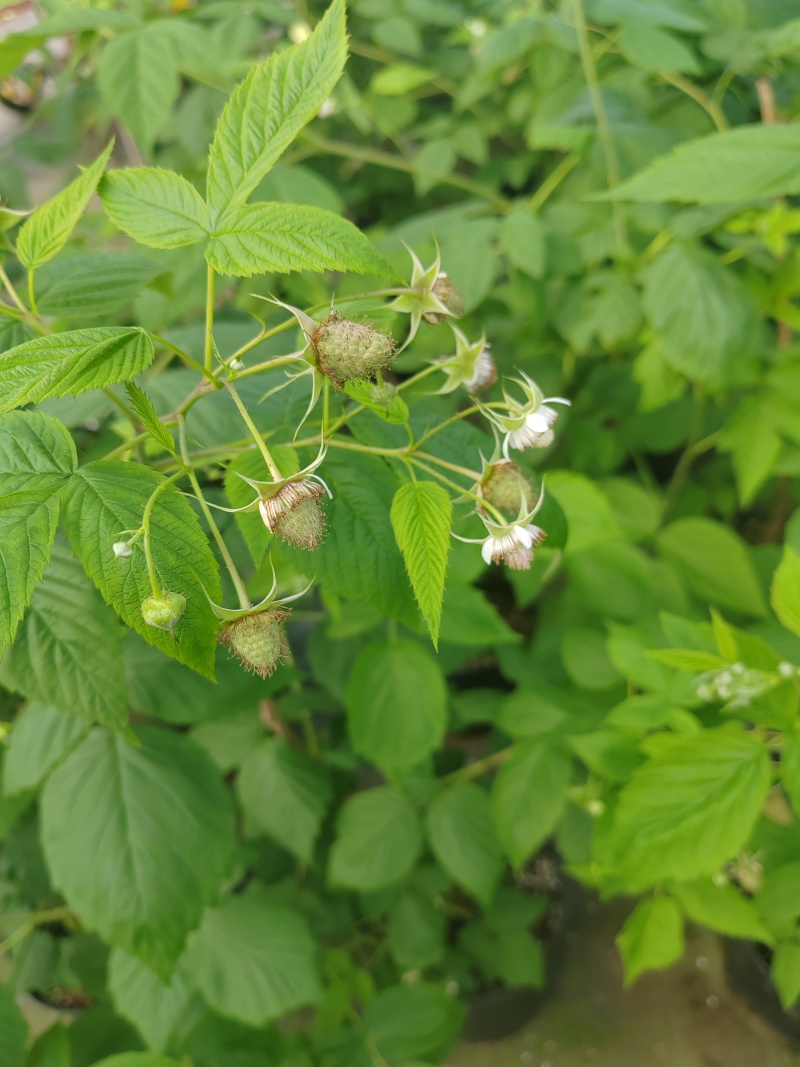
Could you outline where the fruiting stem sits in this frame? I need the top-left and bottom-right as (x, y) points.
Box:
(322, 378), (331, 439)
(178, 417), (251, 610)
(0, 263), (28, 315)
(141, 472), (184, 598)
(151, 333), (218, 385)
(204, 263), (215, 373)
(224, 379), (283, 480)
(442, 746), (513, 784)
(27, 269), (39, 317)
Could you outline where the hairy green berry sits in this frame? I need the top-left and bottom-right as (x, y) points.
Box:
(312, 312), (395, 388)
(220, 608), (288, 678)
(259, 479), (327, 550)
(478, 461), (536, 521)
(141, 591), (186, 632)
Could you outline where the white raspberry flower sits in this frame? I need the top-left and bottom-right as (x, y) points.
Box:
(437, 325), (497, 395)
(477, 371), (570, 456)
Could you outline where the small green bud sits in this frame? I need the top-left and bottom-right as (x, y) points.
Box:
(141, 591), (186, 632)
(220, 608), (288, 678)
(312, 312), (395, 388)
(113, 540), (133, 559)
(479, 461), (536, 521)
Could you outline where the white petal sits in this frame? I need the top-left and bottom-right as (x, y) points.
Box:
(516, 526), (533, 548)
(481, 540), (493, 565)
(526, 411), (550, 433)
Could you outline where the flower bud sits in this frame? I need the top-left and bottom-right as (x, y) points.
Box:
(423, 272), (464, 324)
(312, 313), (395, 388)
(141, 591), (186, 632)
(478, 461), (536, 521)
(220, 607), (288, 678)
(259, 479), (327, 550)
(113, 541), (133, 559)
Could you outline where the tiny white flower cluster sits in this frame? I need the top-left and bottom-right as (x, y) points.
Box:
(695, 662), (782, 708)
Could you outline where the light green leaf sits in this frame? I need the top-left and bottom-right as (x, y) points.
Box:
(108, 950), (194, 1052)
(3, 703), (89, 796)
(490, 742), (571, 867)
(616, 897), (684, 986)
(0, 327), (154, 414)
(426, 782), (503, 906)
(719, 395), (782, 505)
(97, 27), (179, 150)
(91, 1056), (181, 1067)
(617, 22), (699, 73)
(390, 481), (451, 647)
(648, 648), (725, 671)
(100, 168), (210, 249)
(207, 201), (392, 278)
(546, 471), (620, 555)
(0, 543), (127, 730)
(439, 584), (520, 647)
(36, 254), (161, 318)
(206, 0), (347, 215)
(124, 383), (176, 455)
(25, 1022), (71, 1067)
(346, 641), (447, 773)
(0, 410), (76, 652)
(236, 739), (332, 862)
(388, 893), (445, 970)
(63, 461), (221, 678)
(773, 942), (800, 1011)
(500, 205), (546, 279)
(16, 142), (113, 270)
(772, 547), (800, 639)
(606, 727), (771, 890)
(328, 786), (422, 891)
(0, 982), (28, 1067)
(658, 517), (767, 617)
(344, 379), (409, 423)
(605, 125), (800, 203)
(40, 727), (235, 978)
(184, 896), (321, 1026)
(365, 983), (463, 1064)
(672, 880), (773, 943)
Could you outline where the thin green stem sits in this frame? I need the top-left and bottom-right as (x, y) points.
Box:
(572, 0), (628, 251)
(414, 452), (481, 480)
(225, 379), (283, 479)
(410, 457), (507, 525)
(232, 352), (306, 381)
(151, 333), (218, 385)
(178, 417), (251, 611)
(141, 473), (185, 598)
(658, 70), (729, 131)
(27, 269), (39, 317)
(204, 263), (216, 373)
(412, 405), (483, 450)
(322, 378), (331, 439)
(441, 746), (513, 784)
(0, 922), (34, 958)
(0, 262), (28, 315)
(529, 151), (581, 211)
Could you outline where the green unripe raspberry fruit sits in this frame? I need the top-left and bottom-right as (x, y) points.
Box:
(312, 313), (395, 388)
(220, 608), (289, 678)
(258, 480), (327, 550)
(479, 461), (535, 520)
(141, 591), (186, 632)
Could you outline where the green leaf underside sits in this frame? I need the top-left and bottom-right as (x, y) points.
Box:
(236, 739), (332, 863)
(0, 543), (127, 730)
(40, 728), (235, 978)
(616, 897), (684, 986)
(328, 786), (422, 890)
(426, 782), (503, 906)
(63, 461), (221, 678)
(206, 201), (392, 278)
(0, 328), (155, 414)
(206, 0), (347, 215)
(606, 124), (800, 203)
(100, 168), (210, 249)
(606, 728), (771, 890)
(390, 481), (451, 647)
(0, 411), (76, 652)
(345, 641), (447, 773)
(184, 896), (321, 1026)
(16, 142), (113, 270)
(3, 702), (89, 796)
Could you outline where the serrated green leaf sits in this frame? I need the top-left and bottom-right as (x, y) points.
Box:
(100, 168), (210, 249)
(0, 410), (76, 652)
(207, 201), (393, 278)
(97, 27), (179, 150)
(426, 782), (503, 906)
(658, 517), (767, 618)
(108, 950), (194, 1052)
(206, 0), (347, 216)
(718, 395), (782, 505)
(0, 327), (154, 414)
(672, 880), (773, 943)
(616, 897), (684, 986)
(773, 942), (800, 1011)
(16, 142), (113, 270)
(40, 727), (235, 978)
(0, 982), (28, 1067)
(25, 1022), (71, 1067)
(364, 983), (463, 1064)
(3, 703), (89, 796)
(772, 547), (800, 639)
(124, 382), (176, 455)
(387, 893), (445, 970)
(390, 481), (451, 647)
(605, 125), (800, 203)
(0, 543), (128, 730)
(345, 641), (447, 773)
(605, 727), (771, 890)
(63, 461), (221, 678)
(36, 254), (161, 318)
(236, 739), (332, 862)
(184, 896), (321, 1026)
(490, 742), (571, 867)
(647, 648), (725, 671)
(328, 786), (422, 891)
(499, 205), (546, 279)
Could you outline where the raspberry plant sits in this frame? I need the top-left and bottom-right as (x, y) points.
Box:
(1, 0), (800, 1064)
